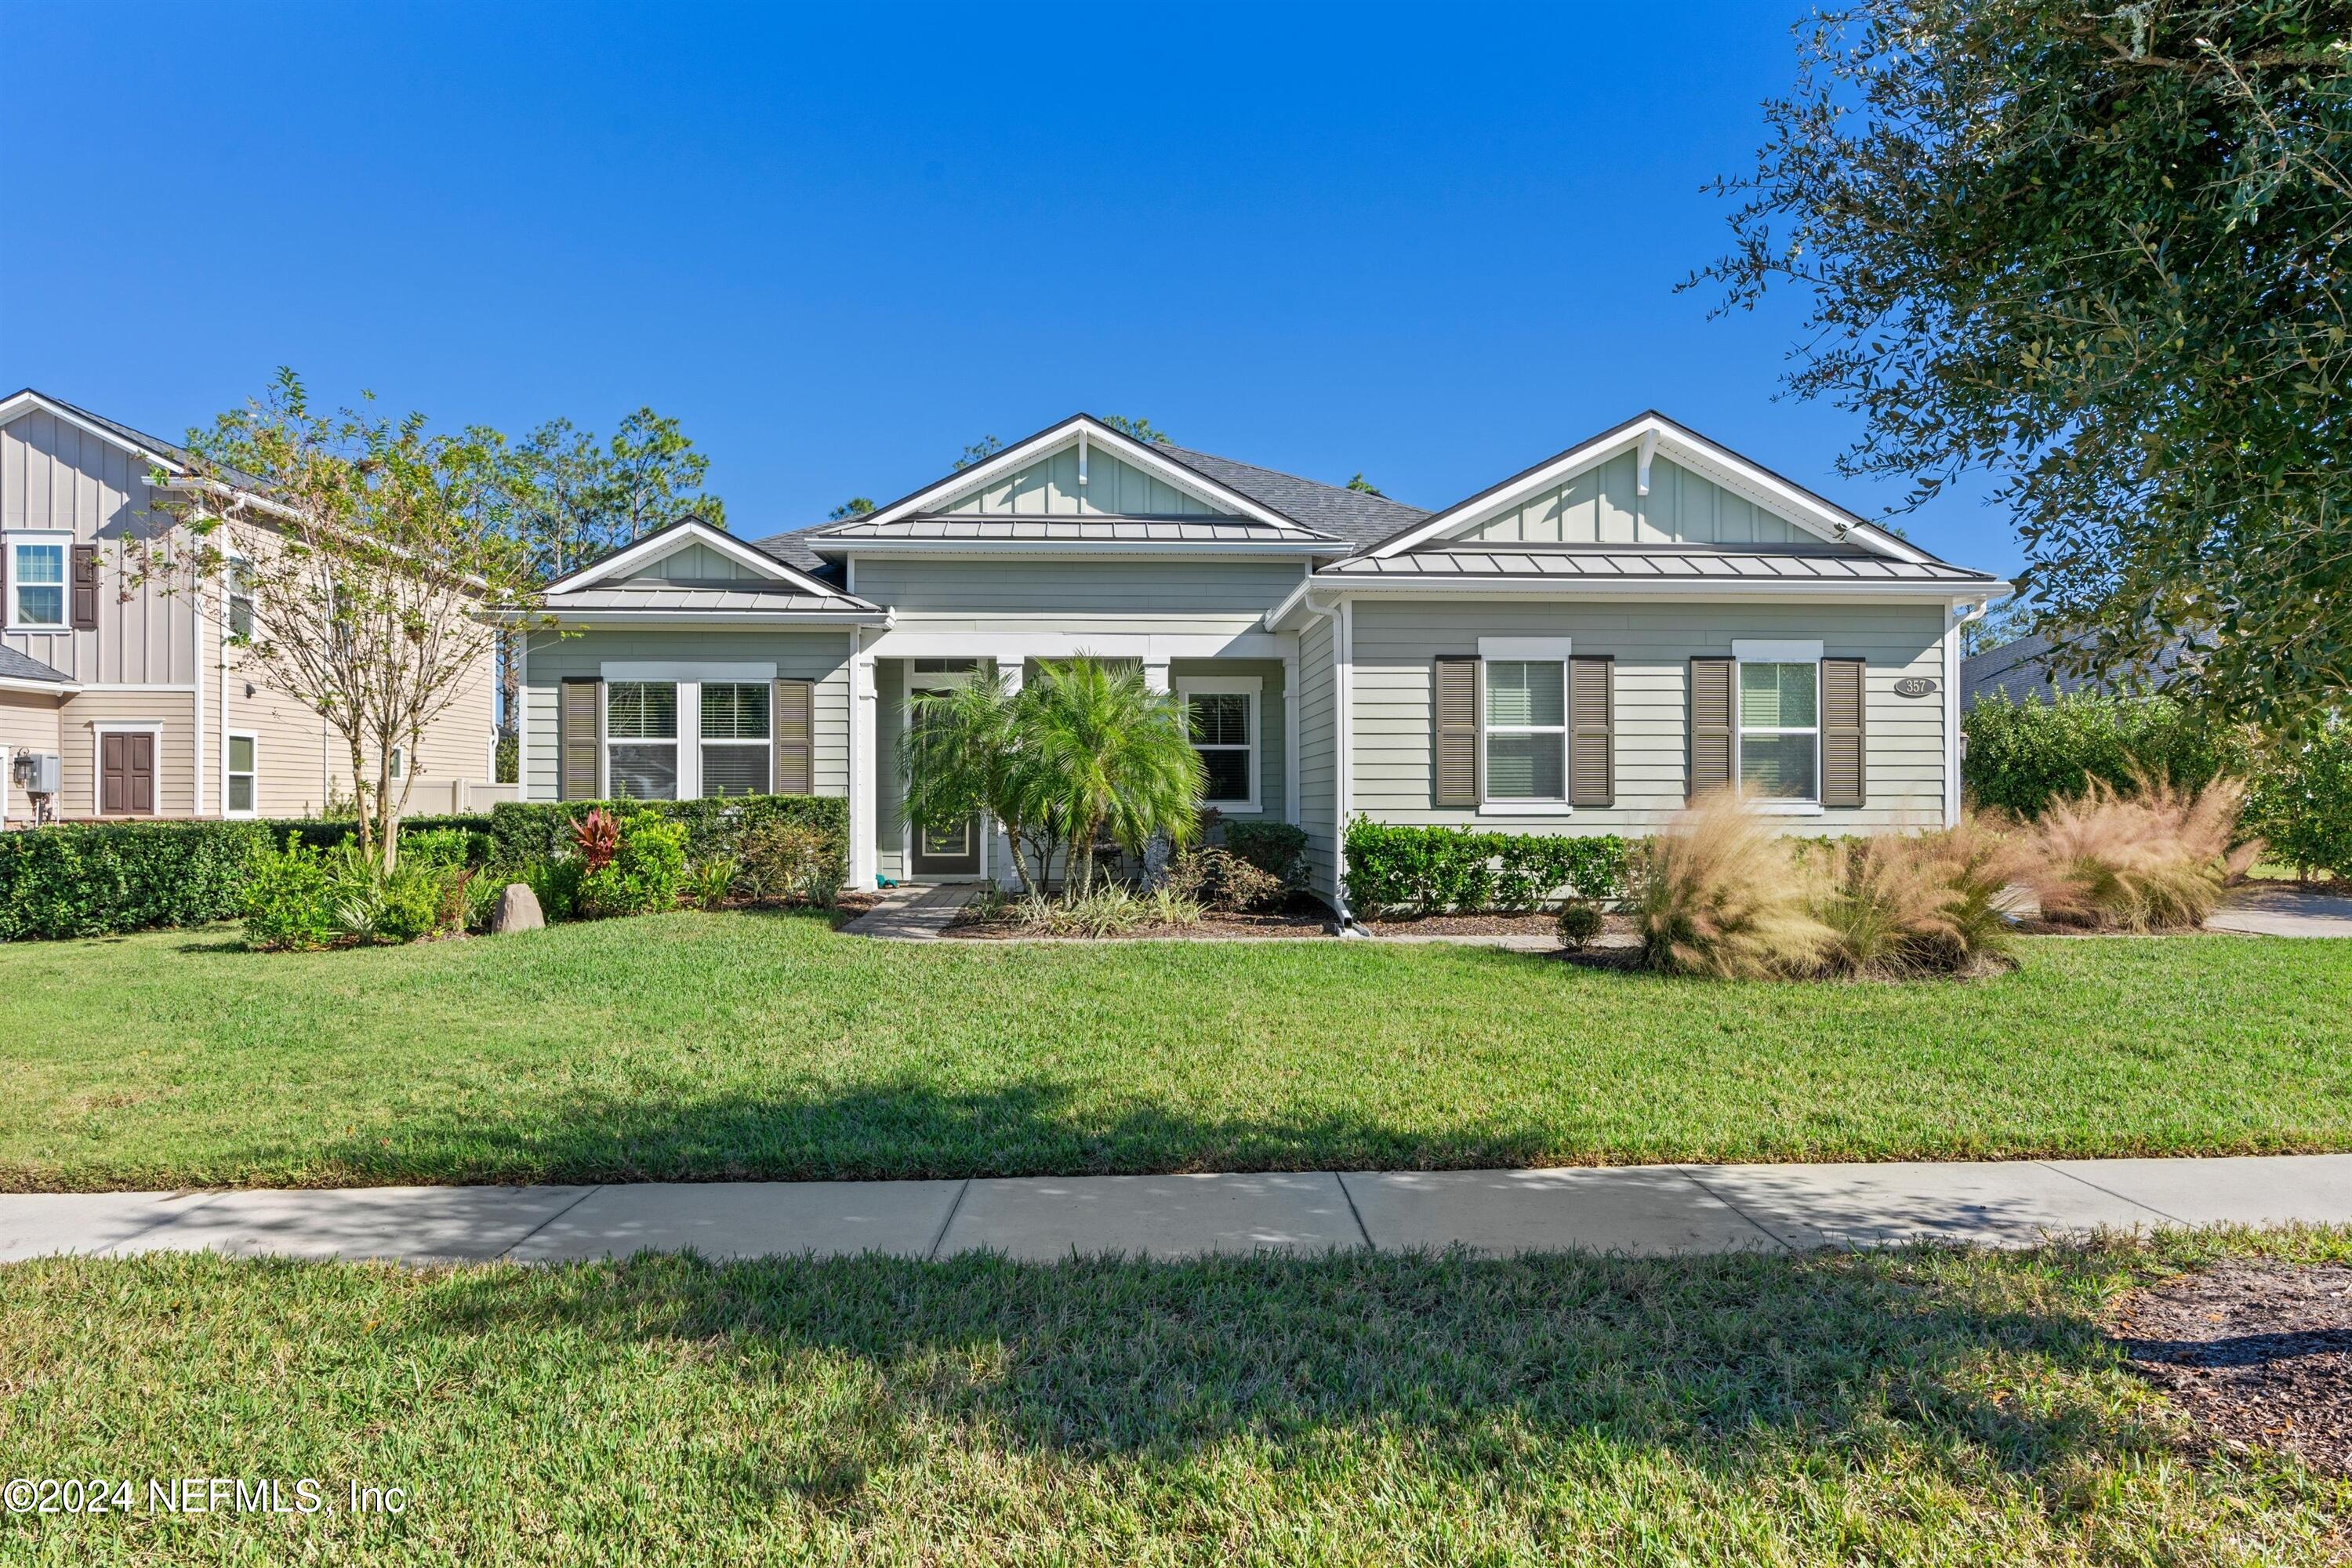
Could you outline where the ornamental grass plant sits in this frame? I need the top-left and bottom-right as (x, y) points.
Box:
(2019, 775), (2259, 931)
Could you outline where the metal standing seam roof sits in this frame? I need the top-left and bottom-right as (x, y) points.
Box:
(0, 647), (74, 684)
(1321, 549), (2001, 583)
(801, 514), (1347, 546)
(542, 586), (881, 615)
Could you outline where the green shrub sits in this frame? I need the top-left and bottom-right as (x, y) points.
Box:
(732, 818), (848, 908)
(1165, 847), (1286, 912)
(1961, 693), (2227, 816)
(485, 796), (845, 870)
(2245, 724), (2352, 883)
(687, 857), (739, 911)
(260, 815), (492, 862)
(239, 834), (341, 952)
(1343, 820), (1632, 916)
(1220, 820), (1309, 888)
(1555, 900), (1604, 949)
(575, 811), (688, 919)
(335, 851), (449, 946)
(521, 858), (586, 923)
(0, 820), (268, 942)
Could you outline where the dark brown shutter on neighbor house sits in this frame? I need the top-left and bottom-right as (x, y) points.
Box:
(71, 545), (100, 630)
(1821, 657), (1867, 808)
(1569, 655), (1614, 808)
(559, 678), (603, 800)
(772, 678), (813, 796)
(1433, 655), (1480, 808)
(1689, 657), (1734, 797)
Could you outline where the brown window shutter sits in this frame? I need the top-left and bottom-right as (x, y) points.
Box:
(1689, 657), (1733, 797)
(559, 678), (603, 800)
(71, 545), (100, 630)
(1432, 655), (1480, 808)
(100, 733), (126, 815)
(1569, 655), (1614, 807)
(772, 677), (813, 796)
(129, 733), (154, 815)
(1821, 657), (1867, 808)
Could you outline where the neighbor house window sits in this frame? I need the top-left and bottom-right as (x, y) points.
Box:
(1483, 659), (1566, 801)
(1738, 660), (1819, 800)
(699, 681), (771, 797)
(606, 681), (679, 800)
(6, 535), (68, 629)
(226, 557), (254, 643)
(1177, 676), (1261, 812)
(227, 734), (257, 816)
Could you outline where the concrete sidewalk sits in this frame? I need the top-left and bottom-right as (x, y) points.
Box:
(4, 1154), (2347, 1267)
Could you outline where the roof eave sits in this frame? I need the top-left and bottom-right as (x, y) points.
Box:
(808, 537), (1351, 557)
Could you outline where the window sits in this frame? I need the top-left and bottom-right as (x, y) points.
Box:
(1738, 661), (1819, 800)
(7, 535), (67, 629)
(699, 681), (771, 797)
(227, 734), (257, 816)
(389, 746), (405, 780)
(1177, 677), (1260, 812)
(226, 558), (254, 643)
(1483, 659), (1566, 801)
(606, 681), (679, 800)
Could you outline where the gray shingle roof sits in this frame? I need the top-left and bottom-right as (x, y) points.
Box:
(1323, 546), (2000, 583)
(1156, 444), (1429, 546)
(0, 646), (73, 684)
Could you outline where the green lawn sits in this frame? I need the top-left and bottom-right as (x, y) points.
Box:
(2, 1232), (2345, 1564)
(0, 913), (2347, 1191)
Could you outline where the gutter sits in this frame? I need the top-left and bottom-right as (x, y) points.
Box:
(804, 539), (1352, 558)
(1310, 573), (2013, 600)
(0, 677), (79, 696)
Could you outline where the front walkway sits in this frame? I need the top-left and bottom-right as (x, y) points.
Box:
(5, 1154), (2347, 1267)
(835, 884), (977, 940)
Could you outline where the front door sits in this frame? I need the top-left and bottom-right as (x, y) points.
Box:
(100, 731), (155, 815)
(907, 662), (983, 878)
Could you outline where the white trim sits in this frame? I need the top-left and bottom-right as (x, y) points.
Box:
(1730, 638), (1824, 663)
(192, 572), (205, 815)
(1751, 801), (1826, 817)
(803, 539), (1346, 559)
(1946, 601), (1987, 826)
(1368, 413), (1934, 564)
(1305, 575), (2008, 602)
(849, 637), (879, 888)
(546, 520), (850, 598)
(224, 730), (259, 818)
(1281, 653), (1300, 827)
(515, 633), (530, 797)
(1337, 599), (1355, 917)
(0, 391), (188, 474)
(519, 608), (884, 628)
(88, 721), (166, 818)
(4, 531), (73, 632)
(1477, 636), (1574, 661)
(868, 628), (1288, 662)
(1174, 674), (1262, 815)
(1478, 802), (1576, 818)
(600, 660), (777, 682)
(819, 415), (1308, 535)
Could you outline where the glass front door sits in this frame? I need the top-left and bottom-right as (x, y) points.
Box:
(908, 662), (983, 877)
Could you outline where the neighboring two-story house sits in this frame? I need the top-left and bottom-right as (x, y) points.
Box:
(519, 412), (2008, 916)
(0, 389), (503, 826)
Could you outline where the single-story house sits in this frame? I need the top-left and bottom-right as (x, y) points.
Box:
(0, 389), (506, 825)
(517, 412), (2009, 913)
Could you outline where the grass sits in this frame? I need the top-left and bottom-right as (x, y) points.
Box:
(0, 913), (2348, 1191)
(2, 1231), (2347, 1564)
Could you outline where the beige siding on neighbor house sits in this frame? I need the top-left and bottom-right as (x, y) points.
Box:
(1348, 599), (1949, 834)
(0, 692), (64, 825)
(943, 447), (1219, 517)
(56, 689), (198, 818)
(2, 408), (205, 687)
(522, 627), (852, 802)
(1446, 453), (1809, 547)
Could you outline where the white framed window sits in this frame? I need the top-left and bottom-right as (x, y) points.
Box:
(699, 681), (771, 797)
(6, 532), (70, 630)
(1176, 674), (1261, 813)
(227, 733), (258, 817)
(606, 681), (679, 800)
(389, 745), (405, 780)
(1475, 637), (1573, 812)
(226, 557), (254, 643)
(1732, 639), (1822, 809)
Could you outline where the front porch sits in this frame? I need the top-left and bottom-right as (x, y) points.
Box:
(847, 644), (1298, 888)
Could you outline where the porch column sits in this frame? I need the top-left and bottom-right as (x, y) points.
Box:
(993, 652), (1025, 890)
(849, 638), (879, 890)
(1282, 652), (1301, 824)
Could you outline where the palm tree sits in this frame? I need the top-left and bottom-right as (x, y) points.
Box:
(1025, 658), (1203, 895)
(900, 669), (1048, 898)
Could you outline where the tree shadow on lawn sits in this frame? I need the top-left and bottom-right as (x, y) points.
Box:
(399, 1240), (2303, 1520)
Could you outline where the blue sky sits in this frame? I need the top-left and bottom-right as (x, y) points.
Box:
(1, 1), (2016, 574)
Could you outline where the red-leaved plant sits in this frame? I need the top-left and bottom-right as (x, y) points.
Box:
(570, 807), (622, 874)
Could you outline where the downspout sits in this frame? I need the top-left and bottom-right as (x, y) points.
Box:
(1947, 599), (1989, 826)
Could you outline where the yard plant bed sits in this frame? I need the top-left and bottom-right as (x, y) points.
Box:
(0, 915), (2347, 1191)
(2117, 1258), (2352, 1479)
(945, 905), (1330, 940)
(1, 1232), (2346, 1564)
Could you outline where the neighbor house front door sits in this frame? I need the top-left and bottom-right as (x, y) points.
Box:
(99, 731), (155, 815)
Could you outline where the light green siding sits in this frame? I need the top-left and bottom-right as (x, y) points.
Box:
(944, 446), (1219, 517)
(521, 627), (852, 801)
(849, 557), (1308, 624)
(1348, 600), (1948, 833)
(1446, 454), (1807, 546)
(1294, 615), (1340, 898)
(619, 540), (768, 583)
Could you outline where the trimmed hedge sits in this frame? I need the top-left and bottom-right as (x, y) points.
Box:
(1344, 819), (1632, 915)
(483, 796), (848, 868)
(0, 821), (267, 942)
(262, 815), (495, 862)
(1962, 693), (2227, 816)
(2246, 724), (2352, 882)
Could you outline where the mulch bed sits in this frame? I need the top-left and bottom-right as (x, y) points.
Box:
(2114, 1260), (2352, 1478)
(1359, 912), (1640, 939)
(946, 908), (1333, 941)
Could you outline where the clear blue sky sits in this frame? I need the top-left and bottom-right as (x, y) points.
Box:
(1, 1), (2016, 575)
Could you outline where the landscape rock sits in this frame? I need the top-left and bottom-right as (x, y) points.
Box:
(490, 883), (544, 934)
